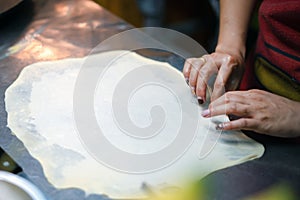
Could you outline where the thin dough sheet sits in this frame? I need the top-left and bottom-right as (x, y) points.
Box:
(5, 51), (264, 199)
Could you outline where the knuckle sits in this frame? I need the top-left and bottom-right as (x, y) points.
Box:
(214, 80), (225, 90)
(248, 89), (258, 93)
(190, 63), (200, 73)
(185, 58), (194, 64)
(230, 103), (237, 112)
(210, 52), (218, 59)
(224, 92), (234, 103)
(243, 107), (250, 115)
(260, 115), (269, 122)
(227, 55), (236, 64)
(226, 91), (235, 96)
(224, 96), (230, 104)
(202, 54), (210, 60)
(187, 59), (198, 70)
(248, 89), (262, 96)
(241, 119), (248, 127)
(225, 55), (243, 70)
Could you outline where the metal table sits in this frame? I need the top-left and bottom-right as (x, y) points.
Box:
(0, 0), (299, 199)
(0, 0), (131, 199)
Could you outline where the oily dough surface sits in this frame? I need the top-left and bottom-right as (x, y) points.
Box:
(5, 50), (264, 199)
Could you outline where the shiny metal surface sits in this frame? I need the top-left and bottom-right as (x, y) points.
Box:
(0, 0), (131, 199)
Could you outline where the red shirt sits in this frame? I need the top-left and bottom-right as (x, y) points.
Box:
(240, 0), (300, 101)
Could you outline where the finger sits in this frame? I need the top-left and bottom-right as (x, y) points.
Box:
(202, 100), (250, 118)
(208, 91), (248, 110)
(188, 58), (205, 93)
(183, 58), (194, 83)
(211, 56), (234, 101)
(196, 56), (218, 103)
(216, 118), (258, 131)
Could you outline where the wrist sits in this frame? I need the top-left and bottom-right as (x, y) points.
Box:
(215, 42), (246, 60)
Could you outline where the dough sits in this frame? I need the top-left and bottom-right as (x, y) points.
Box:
(5, 51), (264, 199)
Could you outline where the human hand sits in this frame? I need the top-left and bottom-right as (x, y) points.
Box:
(183, 51), (244, 103)
(201, 89), (300, 138)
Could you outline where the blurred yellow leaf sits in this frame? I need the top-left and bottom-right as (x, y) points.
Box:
(242, 183), (297, 200)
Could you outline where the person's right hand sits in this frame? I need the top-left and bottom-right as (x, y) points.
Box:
(183, 51), (244, 104)
(201, 89), (300, 138)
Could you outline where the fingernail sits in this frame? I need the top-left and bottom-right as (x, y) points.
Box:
(216, 123), (228, 130)
(201, 109), (210, 117)
(197, 96), (204, 104)
(216, 123), (224, 130)
(190, 87), (196, 96)
(185, 78), (189, 85)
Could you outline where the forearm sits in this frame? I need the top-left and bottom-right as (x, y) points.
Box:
(216, 0), (257, 58)
(285, 100), (300, 137)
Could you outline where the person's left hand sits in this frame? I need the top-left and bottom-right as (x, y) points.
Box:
(201, 89), (300, 138)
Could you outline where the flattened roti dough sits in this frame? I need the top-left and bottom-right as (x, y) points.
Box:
(5, 51), (264, 199)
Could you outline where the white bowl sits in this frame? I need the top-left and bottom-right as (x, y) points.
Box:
(0, 171), (46, 200)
